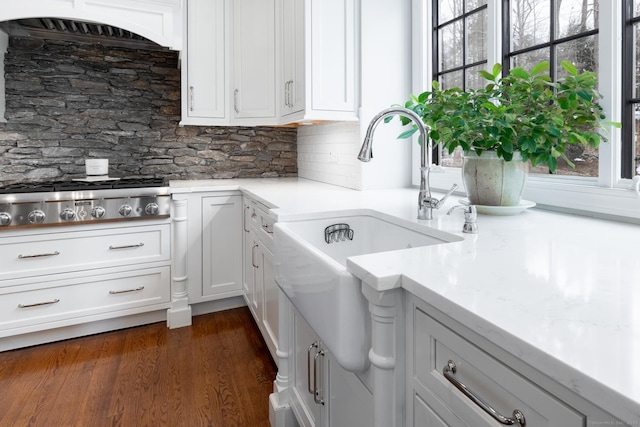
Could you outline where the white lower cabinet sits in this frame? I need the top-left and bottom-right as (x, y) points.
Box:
(287, 303), (373, 427)
(0, 221), (172, 347)
(201, 195), (243, 297)
(184, 192), (244, 304)
(406, 293), (598, 427)
(243, 196), (279, 363)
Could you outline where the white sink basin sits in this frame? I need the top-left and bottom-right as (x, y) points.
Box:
(274, 209), (462, 372)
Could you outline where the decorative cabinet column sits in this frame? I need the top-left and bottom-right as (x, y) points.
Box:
(361, 283), (404, 427)
(167, 194), (192, 328)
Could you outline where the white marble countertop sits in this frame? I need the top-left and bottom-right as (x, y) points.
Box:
(171, 177), (640, 423)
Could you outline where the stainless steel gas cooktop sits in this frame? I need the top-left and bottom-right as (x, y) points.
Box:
(0, 178), (171, 230)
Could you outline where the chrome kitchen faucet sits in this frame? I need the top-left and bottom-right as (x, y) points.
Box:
(357, 107), (457, 220)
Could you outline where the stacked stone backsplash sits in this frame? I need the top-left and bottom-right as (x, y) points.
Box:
(0, 37), (297, 186)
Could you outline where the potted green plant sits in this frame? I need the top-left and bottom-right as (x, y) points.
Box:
(396, 61), (617, 206)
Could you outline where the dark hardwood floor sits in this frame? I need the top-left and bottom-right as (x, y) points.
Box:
(0, 307), (277, 427)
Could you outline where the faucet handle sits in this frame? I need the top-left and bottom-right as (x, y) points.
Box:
(430, 184), (458, 209)
(447, 204), (478, 234)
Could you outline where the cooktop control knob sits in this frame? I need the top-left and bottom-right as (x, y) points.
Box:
(28, 209), (46, 224)
(0, 212), (11, 226)
(91, 206), (106, 219)
(119, 204), (132, 217)
(145, 202), (160, 216)
(60, 207), (76, 221)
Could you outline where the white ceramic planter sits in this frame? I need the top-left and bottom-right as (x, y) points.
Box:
(462, 151), (528, 206)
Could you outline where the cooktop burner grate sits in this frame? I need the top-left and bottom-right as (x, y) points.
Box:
(0, 178), (166, 194)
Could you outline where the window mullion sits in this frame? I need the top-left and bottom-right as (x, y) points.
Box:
(598, 0), (624, 186)
(487, 0), (502, 67)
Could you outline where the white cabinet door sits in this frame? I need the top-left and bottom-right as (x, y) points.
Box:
(280, 0), (305, 117)
(291, 307), (326, 427)
(308, 0), (356, 114)
(232, 0), (277, 120)
(184, 0), (226, 120)
(202, 195), (243, 297)
(260, 242), (279, 361)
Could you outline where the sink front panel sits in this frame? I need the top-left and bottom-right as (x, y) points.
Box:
(274, 210), (461, 372)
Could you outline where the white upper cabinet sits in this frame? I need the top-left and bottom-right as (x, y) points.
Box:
(181, 0), (227, 124)
(280, 0), (305, 117)
(232, 0), (277, 122)
(181, 0), (359, 126)
(278, 0), (359, 124)
(307, 0), (357, 117)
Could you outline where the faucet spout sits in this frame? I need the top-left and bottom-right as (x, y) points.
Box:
(358, 107), (435, 219)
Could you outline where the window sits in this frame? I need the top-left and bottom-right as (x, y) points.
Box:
(416, 1), (639, 219)
(506, 0), (600, 177)
(434, 0), (489, 167)
(434, 0), (488, 90)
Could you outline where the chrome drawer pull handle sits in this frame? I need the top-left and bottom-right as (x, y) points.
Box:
(307, 341), (319, 395)
(244, 206), (250, 232)
(109, 286), (145, 295)
(262, 224), (273, 234)
(109, 243), (144, 250)
(443, 360), (526, 426)
(313, 348), (325, 405)
(251, 244), (259, 268)
(18, 251), (60, 259)
(19, 298), (60, 308)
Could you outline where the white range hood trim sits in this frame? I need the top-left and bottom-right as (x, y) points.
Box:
(0, 0), (183, 50)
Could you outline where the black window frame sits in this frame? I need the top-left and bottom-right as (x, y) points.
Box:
(432, 1), (489, 90)
(623, 0), (638, 178)
(502, 0), (599, 79)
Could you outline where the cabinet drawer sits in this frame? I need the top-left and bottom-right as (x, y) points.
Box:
(0, 266), (170, 334)
(413, 307), (584, 426)
(0, 224), (170, 282)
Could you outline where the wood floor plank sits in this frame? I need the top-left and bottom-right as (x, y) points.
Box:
(0, 307), (277, 427)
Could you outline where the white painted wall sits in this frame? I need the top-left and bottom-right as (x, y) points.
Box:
(358, 0), (413, 190)
(296, 0), (414, 190)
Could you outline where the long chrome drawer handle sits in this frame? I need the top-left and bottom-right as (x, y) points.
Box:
(109, 243), (144, 250)
(313, 348), (325, 405)
(18, 298), (60, 308)
(109, 286), (145, 295)
(443, 360), (526, 426)
(18, 251), (60, 259)
(307, 341), (319, 395)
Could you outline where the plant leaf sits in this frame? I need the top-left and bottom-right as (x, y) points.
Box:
(492, 63), (502, 78)
(531, 61), (550, 75)
(478, 70), (495, 81)
(561, 61), (578, 76)
(510, 67), (529, 80)
(397, 128), (417, 139)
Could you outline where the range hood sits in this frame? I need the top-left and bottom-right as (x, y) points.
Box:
(0, 18), (159, 50)
(0, 0), (183, 50)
